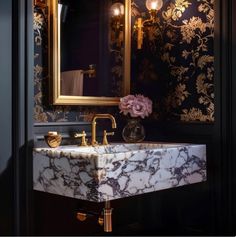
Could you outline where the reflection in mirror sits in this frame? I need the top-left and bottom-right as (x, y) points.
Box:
(51, 0), (131, 105)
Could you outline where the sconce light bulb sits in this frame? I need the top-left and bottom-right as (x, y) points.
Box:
(111, 2), (124, 17)
(114, 8), (120, 16)
(146, 0), (163, 11)
(151, 2), (157, 10)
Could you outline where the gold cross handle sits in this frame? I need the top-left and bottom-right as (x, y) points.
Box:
(102, 130), (114, 145)
(74, 131), (88, 146)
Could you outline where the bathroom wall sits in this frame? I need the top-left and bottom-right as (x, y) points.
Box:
(1, 0), (236, 235)
(34, 0), (214, 123)
(34, 4), (121, 123)
(131, 0), (214, 122)
(0, 0), (13, 234)
(33, 1), (216, 235)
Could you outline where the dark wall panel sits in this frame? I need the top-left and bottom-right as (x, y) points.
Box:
(0, 0), (13, 235)
(232, 0), (236, 232)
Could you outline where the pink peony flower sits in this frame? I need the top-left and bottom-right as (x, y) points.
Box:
(119, 94), (135, 115)
(119, 94), (152, 118)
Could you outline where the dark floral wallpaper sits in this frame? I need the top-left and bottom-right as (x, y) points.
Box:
(34, 5), (119, 123)
(131, 0), (214, 122)
(34, 0), (214, 123)
(109, 0), (125, 97)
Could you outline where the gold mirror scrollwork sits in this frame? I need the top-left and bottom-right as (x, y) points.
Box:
(49, 0), (131, 106)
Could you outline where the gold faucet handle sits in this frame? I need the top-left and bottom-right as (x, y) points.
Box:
(102, 130), (114, 145)
(74, 131), (88, 146)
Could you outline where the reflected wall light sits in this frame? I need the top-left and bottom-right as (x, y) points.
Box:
(110, 2), (125, 47)
(34, 0), (47, 8)
(135, 0), (163, 49)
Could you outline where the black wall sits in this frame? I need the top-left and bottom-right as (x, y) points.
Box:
(232, 0), (236, 232)
(213, 0), (236, 234)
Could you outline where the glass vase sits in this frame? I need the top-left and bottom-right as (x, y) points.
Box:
(122, 118), (145, 143)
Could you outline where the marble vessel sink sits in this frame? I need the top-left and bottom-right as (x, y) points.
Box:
(33, 142), (206, 202)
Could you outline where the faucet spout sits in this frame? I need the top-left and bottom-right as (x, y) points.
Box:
(91, 114), (117, 146)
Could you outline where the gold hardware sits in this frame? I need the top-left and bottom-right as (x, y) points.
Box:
(82, 64), (96, 78)
(110, 3), (125, 48)
(137, 18), (143, 50)
(134, 0), (163, 49)
(48, 131), (58, 136)
(102, 130), (114, 145)
(91, 114), (117, 146)
(103, 201), (112, 232)
(74, 131), (88, 146)
(135, 14), (162, 49)
(98, 217), (104, 226)
(44, 131), (62, 148)
(76, 212), (87, 222)
(76, 201), (113, 232)
(50, 0), (131, 106)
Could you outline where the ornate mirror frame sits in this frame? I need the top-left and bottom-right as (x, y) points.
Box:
(49, 0), (131, 106)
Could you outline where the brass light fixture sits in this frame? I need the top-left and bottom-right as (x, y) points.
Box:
(135, 0), (163, 49)
(110, 2), (125, 47)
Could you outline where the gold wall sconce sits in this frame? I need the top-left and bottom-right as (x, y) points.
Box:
(135, 0), (163, 49)
(110, 2), (125, 47)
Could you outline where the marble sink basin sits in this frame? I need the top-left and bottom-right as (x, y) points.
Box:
(33, 142), (206, 202)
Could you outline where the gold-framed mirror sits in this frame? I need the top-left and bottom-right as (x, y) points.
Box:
(49, 0), (131, 106)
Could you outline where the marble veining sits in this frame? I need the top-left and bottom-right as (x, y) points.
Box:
(33, 143), (206, 202)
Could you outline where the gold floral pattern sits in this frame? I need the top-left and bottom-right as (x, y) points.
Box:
(181, 17), (207, 44)
(34, 4), (119, 123)
(132, 0), (214, 122)
(162, 0), (192, 22)
(34, 0), (214, 123)
(33, 12), (44, 45)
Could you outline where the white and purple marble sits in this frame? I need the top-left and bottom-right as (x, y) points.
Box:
(33, 142), (207, 202)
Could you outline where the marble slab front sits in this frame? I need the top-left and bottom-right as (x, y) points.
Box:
(33, 143), (207, 202)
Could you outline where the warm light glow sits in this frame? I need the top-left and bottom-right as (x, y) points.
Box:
(151, 2), (157, 10)
(146, 0), (163, 11)
(114, 8), (120, 16)
(111, 2), (124, 17)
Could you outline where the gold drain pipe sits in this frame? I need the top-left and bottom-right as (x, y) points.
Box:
(103, 201), (112, 232)
(76, 201), (113, 233)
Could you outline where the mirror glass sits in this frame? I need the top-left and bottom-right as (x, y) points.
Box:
(50, 0), (131, 105)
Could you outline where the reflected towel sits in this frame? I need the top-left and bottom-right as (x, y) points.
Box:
(61, 70), (84, 96)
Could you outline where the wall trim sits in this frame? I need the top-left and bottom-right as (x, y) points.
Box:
(33, 121), (111, 146)
(213, 0), (235, 234)
(34, 122), (91, 127)
(12, 0), (34, 234)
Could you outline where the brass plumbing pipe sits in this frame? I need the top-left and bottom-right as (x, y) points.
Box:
(103, 201), (112, 232)
(76, 200), (113, 233)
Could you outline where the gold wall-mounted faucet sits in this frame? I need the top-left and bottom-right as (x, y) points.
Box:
(91, 114), (117, 146)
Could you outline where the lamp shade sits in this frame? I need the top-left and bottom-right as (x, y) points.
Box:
(146, 0), (163, 11)
(110, 2), (124, 17)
